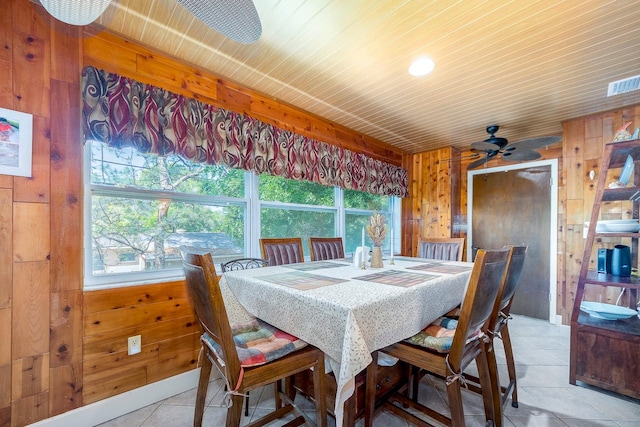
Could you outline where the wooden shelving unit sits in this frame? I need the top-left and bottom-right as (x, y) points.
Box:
(570, 139), (640, 399)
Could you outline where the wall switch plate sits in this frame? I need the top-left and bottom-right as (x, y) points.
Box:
(128, 335), (141, 355)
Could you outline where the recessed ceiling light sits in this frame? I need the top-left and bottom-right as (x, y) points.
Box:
(409, 57), (435, 77)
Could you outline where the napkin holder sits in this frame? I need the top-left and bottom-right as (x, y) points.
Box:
(354, 246), (370, 267)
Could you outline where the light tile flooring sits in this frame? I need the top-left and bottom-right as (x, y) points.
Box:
(98, 315), (640, 426)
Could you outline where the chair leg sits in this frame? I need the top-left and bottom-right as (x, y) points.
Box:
(483, 339), (503, 427)
(226, 393), (244, 427)
(194, 357), (212, 427)
(501, 325), (518, 408)
(445, 378), (465, 427)
(245, 392), (250, 416)
(476, 345), (502, 427)
(312, 355), (328, 427)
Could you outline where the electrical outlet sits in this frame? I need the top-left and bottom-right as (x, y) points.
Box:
(128, 335), (141, 355)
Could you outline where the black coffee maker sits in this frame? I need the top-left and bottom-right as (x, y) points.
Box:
(598, 245), (631, 276)
(611, 245), (631, 277)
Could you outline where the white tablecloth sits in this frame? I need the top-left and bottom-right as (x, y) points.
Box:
(220, 257), (472, 426)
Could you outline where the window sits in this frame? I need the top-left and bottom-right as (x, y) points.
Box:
(344, 189), (394, 254)
(85, 141), (247, 287)
(85, 141), (399, 288)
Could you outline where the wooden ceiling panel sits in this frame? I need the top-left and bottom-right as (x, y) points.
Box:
(94, 0), (640, 154)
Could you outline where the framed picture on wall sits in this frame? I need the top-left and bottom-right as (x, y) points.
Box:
(0, 107), (33, 177)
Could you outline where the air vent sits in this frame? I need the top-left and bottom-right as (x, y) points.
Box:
(607, 75), (640, 96)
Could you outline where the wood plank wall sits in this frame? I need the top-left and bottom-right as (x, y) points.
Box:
(1, 1), (406, 425)
(2, 0), (638, 424)
(401, 147), (461, 258)
(1, 0), (83, 425)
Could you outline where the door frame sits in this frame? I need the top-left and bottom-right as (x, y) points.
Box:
(467, 158), (558, 324)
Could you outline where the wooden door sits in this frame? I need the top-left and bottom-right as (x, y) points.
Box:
(470, 165), (552, 319)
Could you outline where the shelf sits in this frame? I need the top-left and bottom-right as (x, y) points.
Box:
(584, 271), (640, 290)
(606, 139), (640, 167)
(576, 311), (640, 337)
(571, 137), (640, 400)
(601, 187), (640, 202)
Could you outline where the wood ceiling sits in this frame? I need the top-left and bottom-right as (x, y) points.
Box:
(94, 0), (640, 154)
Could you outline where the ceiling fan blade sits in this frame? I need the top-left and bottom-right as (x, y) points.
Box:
(178, 0), (262, 44)
(471, 141), (502, 151)
(507, 136), (562, 151)
(436, 153), (481, 164)
(467, 154), (493, 169)
(501, 150), (542, 162)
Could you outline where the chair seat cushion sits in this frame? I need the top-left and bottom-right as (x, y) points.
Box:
(405, 316), (459, 352)
(202, 319), (308, 367)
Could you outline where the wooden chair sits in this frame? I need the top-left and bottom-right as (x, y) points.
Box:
(418, 237), (465, 261)
(464, 245), (528, 412)
(309, 237), (345, 261)
(377, 248), (511, 427)
(260, 237), (305, 265)
(219, 257), (270, 416)
(180, 246), (327, 427)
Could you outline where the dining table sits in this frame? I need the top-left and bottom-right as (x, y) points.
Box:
(219, 255), (474, 426)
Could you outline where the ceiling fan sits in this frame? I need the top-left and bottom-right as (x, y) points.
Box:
(38, 0), (262, 44)
(466, 125), (562, 170)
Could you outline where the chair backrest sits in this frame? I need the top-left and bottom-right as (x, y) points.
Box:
(418, 237), (465, 261)
(449, 247), (510, 370)
(180, 246), (242, 381)
(259, 237), (305, 265)
(489, 245), (528, 331)
(309, 237), (345, 261)
(220, 257), (269, 272)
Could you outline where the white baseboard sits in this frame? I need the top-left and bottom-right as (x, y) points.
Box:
(29, 369), (203, 427)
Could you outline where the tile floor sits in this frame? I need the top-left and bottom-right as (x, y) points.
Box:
(98, 315), (640, 426)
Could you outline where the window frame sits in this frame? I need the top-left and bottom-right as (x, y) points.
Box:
(84, 141), (399, 290)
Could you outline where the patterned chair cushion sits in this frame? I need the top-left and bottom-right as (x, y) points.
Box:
(202, 319), (308, 367)
(405, 316), (458, 352)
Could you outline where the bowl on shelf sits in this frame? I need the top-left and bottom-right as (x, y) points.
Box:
(586, 219), (640, 233)
(580, 301), (638, 320)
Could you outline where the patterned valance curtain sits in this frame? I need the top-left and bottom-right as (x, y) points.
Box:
(81, 66), (408, 197)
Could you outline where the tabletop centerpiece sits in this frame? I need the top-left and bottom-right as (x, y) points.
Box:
(366, 210), (387, 268)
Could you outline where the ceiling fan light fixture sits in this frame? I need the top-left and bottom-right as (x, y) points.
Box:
(177, 0), (262, 44)
(409, 56), (435, 77)
(39, 0), (111, 25)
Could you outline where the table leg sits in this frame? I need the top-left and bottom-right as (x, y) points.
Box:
(342, 393), (356, 427)
(364, 351), (378, 427)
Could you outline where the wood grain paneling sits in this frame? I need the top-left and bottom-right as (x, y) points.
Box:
(83, 280), (188, 313)
(12, 1), (50, 118)
(12, 261), (50, 359)
(0, 364), (10, 408)
(84, 297), (194, 336)
(13, 202), (50, 263)
(146, 348), (199, 384)
(0, 0), (12, 63)
(83, 368), (147, 405)
(11, 354), (49, 400)
(50, 19), (81, 84)
(49, 362), (82, 416)
(83, 315), (198, 361)
(11, 391), (48, 427)
(50, 290), (83, 367)
(0, 60), (13, 108)
(0, 309), (10, 366)
(49, 78), (82, 293)
(14, 116), (50, 203)
(0, 189), (12, 309)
